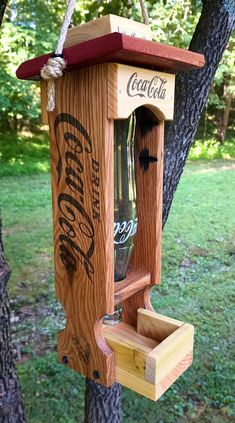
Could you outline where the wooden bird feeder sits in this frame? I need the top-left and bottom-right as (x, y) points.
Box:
(17, 15), (204, 401)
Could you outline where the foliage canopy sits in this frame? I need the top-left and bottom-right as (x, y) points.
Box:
(0, 0), (234, 138)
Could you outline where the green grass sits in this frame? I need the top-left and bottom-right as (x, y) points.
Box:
(0, 132), (50, 176)
(1, 173), (53, 302)
(1, 159), (234, 422)
(0, 132), (234, 179)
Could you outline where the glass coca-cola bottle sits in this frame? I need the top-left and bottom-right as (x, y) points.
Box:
(114, 112), (137, 282)
(103, 112), (137, 326)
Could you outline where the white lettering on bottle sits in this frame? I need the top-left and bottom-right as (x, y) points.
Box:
(114, 218), (138, 244)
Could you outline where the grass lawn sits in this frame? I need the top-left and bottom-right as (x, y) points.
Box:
(0, 136), (234, 422)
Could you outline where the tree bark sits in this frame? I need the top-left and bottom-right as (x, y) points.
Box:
(0, 0), (7, 27)
(84, 380), (121, 423)
(0, 3), (26, 420)
(85, 1), (235, 421)
(0, 215), (26, 422)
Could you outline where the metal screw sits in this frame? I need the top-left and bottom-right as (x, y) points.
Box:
(62, 355), (69, 365)
(93, 370), (100, 379)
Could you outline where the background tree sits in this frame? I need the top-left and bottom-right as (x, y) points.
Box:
(0, 216), (26, 422)
(0, 4), (26, 422)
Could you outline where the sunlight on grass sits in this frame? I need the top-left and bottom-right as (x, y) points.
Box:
(189, 139), (235, 160)
(35, 162), (51, 172)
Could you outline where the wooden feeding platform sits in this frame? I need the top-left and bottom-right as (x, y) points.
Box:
(104, 309), (194, 400)
(16, 15), (204, 400)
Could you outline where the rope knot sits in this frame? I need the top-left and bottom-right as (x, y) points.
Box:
(40, 56), (66, 81)
(40, 56), (66, 112)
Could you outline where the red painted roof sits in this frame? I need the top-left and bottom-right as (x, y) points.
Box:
(16, 32), (204, 80)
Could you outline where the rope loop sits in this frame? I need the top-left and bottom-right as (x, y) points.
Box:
(40, 0), (76, 112)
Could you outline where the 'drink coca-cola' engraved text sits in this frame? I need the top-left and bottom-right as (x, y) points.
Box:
(114, 218), (138, 244)
(54, 113), (100, 283)
(127, 72), (167, 99)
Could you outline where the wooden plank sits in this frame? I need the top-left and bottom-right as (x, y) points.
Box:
(133, 113), (164, 284)
(104, 316), (193, 401)
(108, 63), (175, 120)
(40, 80), (48, 124)
(64, 15), (152, 48)
(114, 351), (193, 401)
(114, 270), (151, 305)
(115, 367), (157, 400)
(103, 322), (158, 380)
(137, 308), (183, 342)
(146, 323), (194, 384)
(16, 33), (205, 81)
(122, 112), (164, 327)
(47, 64), (115, 386)
(156, 352), (193, 400)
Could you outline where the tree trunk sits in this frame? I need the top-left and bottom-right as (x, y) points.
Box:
(0, 3), (26, 420)
(0, 0), (7, 27)
(85, 1), (235, 421)
(84, 380), (121, 423)
(163, 0), (235, 224)
(0, 215), (27, 422)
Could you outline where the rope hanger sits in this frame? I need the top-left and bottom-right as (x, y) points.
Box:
(40, 0), (150, 112)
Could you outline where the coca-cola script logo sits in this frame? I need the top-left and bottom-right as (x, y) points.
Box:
(54, 113), (100, 283)
(114, 218), (138, 245)
(127, 72), (167, 100)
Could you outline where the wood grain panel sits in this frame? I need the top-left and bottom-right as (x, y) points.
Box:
(137, 308), (183, 342)
(108, 63), (175, 120)
(103, 322), (158, 380)
(114, 352), (193, 401)
(156, 352), (193, 399)
(64, 15), (152, 49)
(114, 270), (151, 305)
(133, 114), (164, 283)
(121, 287), (153, 327)
(146, 323), (194, 384)
(122, 109), (164, 326)
(40, 80), (48, 125)
(48, 65), (115, 386)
